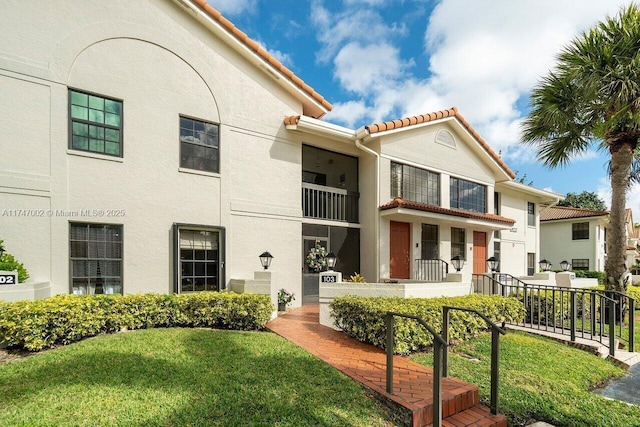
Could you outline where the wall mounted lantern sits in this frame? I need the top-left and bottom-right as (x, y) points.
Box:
(259, 251), (273, 270)
(451, 255), (465, 272)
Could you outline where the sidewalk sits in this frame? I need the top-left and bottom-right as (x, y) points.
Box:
(267, 305), (506, 427)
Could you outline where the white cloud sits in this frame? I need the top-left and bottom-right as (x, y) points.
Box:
(312, 0), (627, 162)
(206, 0), (258, 16)
(333, 42), (410, 94)
(325, 100), (370, 128)
(310, 3), (407, 64)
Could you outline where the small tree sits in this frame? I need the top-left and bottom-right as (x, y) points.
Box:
(0, 239), (29, 283)
(522, 4), (640, 294)
(557, 191), (607, 211)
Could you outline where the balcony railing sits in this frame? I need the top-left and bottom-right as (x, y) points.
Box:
(302, 183), (359, 223)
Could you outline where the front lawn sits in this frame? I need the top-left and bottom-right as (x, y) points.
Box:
(0, 328), (394, 426)
(412, 331), (640, 427)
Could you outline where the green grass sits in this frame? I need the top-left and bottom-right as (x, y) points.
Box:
(412, 331), (640, 427)
(0, 328), (394, 426)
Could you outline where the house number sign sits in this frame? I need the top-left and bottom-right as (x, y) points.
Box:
(0, 271), (18, 285)
(321, 274), (338, 283)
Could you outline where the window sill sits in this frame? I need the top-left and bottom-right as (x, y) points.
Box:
(178, 167), (220, 178)
(67, 149), (124, 163)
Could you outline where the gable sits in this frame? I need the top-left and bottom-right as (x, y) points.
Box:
(375, 120), (497, 184)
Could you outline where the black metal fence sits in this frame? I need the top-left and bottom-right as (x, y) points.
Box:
(473, 274), (636, 356)
(414, 258), (449, 282)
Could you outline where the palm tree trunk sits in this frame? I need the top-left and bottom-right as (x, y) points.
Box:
(605, 139), (634, 292)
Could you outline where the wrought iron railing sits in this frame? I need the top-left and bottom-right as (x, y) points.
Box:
(442, 306), (505, 416)
(415, 258), (449, 282)
(385, 312), (448, 427)
(473, 274), (636, 356)
(302, 183), (359, 223)
(385, 309), (505, 425)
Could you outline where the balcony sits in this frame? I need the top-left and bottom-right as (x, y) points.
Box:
(302, 183), (359, 223)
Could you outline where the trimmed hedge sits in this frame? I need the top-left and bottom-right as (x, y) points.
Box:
(330, 294), (525, 355)
(0, 292), (273, 351)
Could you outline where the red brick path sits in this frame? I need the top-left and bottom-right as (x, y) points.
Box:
(267, 305), (506, 427)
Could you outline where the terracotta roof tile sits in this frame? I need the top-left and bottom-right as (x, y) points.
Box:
(283, 115), (300, 126)
(365, 107), (515, 179)
(190, 0), (332, 114)
(380, 197), (516, 226)
(540, 205), (609, 221)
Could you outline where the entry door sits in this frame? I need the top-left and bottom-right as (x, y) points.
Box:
(302, 238), (328, 305)
(473, 231), (487, 274)
(390, 221), (410, 279)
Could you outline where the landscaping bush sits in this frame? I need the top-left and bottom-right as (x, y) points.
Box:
(330, 294), (525, 355)
(572, 270), (604, 284)
(0, 292), (273, 351)
(0, 239), (29, 283)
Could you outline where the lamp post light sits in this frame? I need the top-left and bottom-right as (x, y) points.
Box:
(486, 256), (499, 273)
(539, 259), (551, 272)
(451, 255), (465, 272)
(326, 252), (337, 271)
(559, 260), (571, 272)
(259, 251), (273, 270)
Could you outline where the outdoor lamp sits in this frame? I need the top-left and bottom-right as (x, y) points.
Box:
(326, 252), (337, 270)
(559, 260), (570, 272)
(539, 259), (551, 272)
(451, 255), (465, 272)
(259, 251), (273, 270)
(486, 256), (499, 272)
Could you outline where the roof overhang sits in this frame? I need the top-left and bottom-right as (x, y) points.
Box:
(498, 181), (563, 204)
(175, 0), (331, 118)
(284, 115), (356, 143)
(379, 198), (515, 230)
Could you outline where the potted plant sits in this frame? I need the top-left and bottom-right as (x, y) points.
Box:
(277, 288), (295, 311)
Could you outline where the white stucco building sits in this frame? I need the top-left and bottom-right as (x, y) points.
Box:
(540, 205), (639, 272)
(0, 0), (560, 305)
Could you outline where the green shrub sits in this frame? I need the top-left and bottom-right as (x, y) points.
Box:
(571, 270), (604, 284)
(330, 294), (525, 355)
(0, 239), (29, 283)
(0, 292), (273, 351)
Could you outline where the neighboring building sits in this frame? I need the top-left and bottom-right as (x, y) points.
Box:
(0, 0), (559, 305)
(540, 205), (639, 272)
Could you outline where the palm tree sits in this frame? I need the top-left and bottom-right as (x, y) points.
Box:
(522, 4), (640, 293)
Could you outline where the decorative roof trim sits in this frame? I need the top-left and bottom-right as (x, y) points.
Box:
(188, 0), (332, 115)
(380, 197), (516, 226)
(365, 107), (516, 179)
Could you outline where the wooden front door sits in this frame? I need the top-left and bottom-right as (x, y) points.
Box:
(390, 221), (410, 279)
(473, 231), (487, 275)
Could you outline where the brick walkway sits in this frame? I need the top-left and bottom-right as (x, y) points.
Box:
(267, 305), (506, 427)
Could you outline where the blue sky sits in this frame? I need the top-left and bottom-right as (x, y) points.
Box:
(207, 0), (639, 214)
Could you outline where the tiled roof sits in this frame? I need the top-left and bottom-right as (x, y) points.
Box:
(540, 205), (609, 221)
(190, 0), (332, 114)
(380, 197), (516, 226)
(365, 107), (516, 179)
